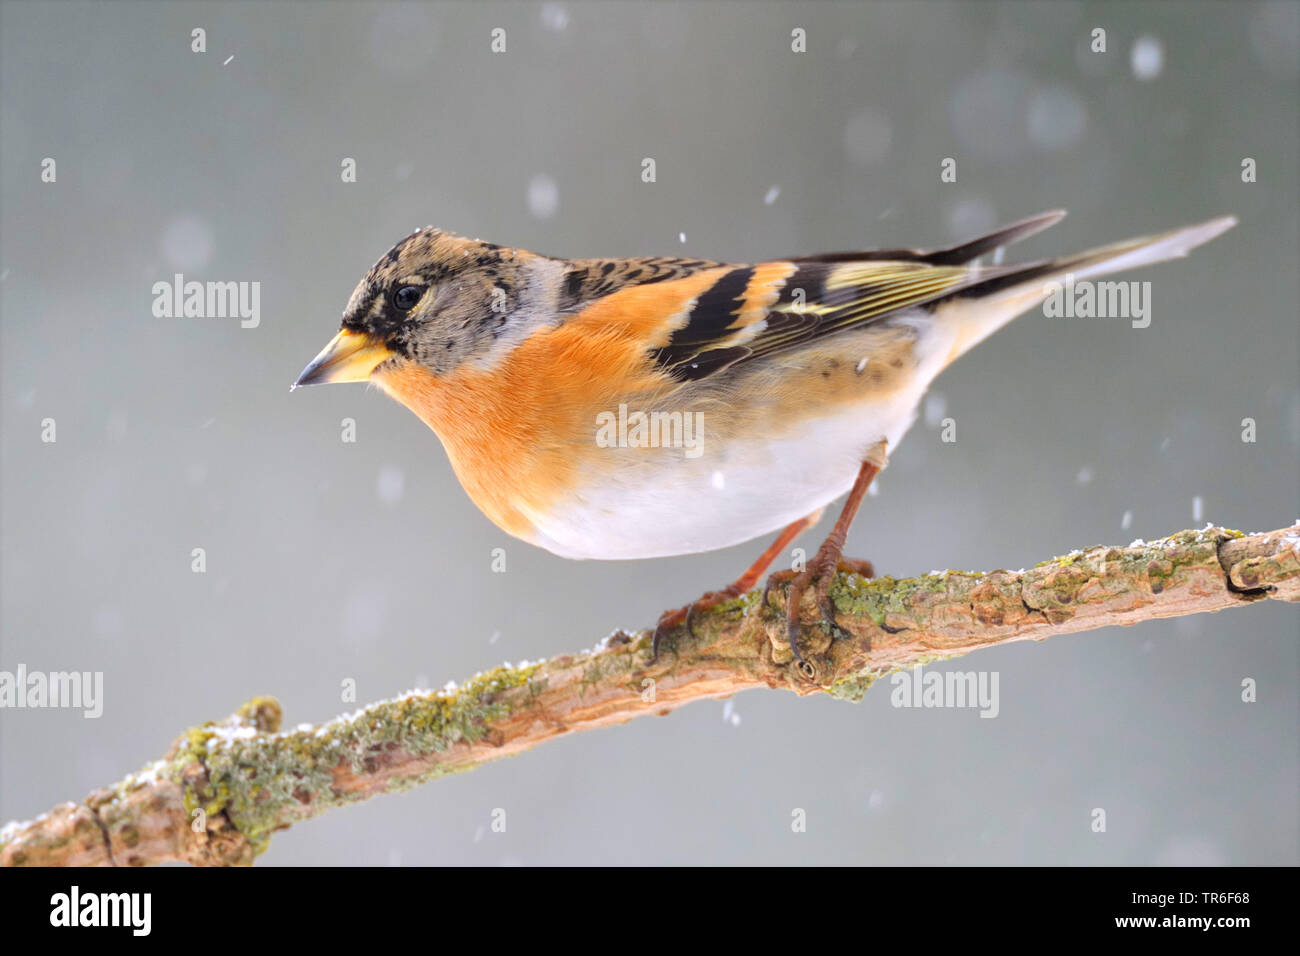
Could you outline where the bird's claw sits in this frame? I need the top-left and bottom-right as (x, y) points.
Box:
(766, 557), (875, 666)
(650, 584), (746, 660)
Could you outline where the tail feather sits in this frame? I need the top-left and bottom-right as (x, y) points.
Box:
(966, 215), (1238, 301)
(936, 215), (1237, 363)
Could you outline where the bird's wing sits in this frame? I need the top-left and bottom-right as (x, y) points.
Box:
(644, 258), (1001, 382)
(558, 212), (1070, 383)
(787, 209), (1066, 266)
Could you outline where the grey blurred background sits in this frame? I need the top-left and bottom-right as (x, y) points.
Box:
(2, 0), (1296, 865)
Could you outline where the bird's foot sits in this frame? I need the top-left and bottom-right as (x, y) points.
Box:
(651, 584), (748, 660)
(764, 553), (875, 666)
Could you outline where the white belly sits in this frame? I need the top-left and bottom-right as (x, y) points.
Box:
(527, 383), (925, 560)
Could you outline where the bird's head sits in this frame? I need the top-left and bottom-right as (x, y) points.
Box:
(294, 227), (533, 388)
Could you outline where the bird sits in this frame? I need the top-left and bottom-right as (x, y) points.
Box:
(294, 211), (1236, 666)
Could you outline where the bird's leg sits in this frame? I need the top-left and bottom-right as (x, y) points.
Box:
(651, 509), (823, 659)
(771, 443), (887, 665)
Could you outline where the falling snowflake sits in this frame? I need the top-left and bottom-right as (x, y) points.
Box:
(1131, 36), (1164, 81)
(526, 174), (559, 219)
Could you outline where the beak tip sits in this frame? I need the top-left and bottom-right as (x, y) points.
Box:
(291, 364), (322, 390)
(295, 329), (391, 388)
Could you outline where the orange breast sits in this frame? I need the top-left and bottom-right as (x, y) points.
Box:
(373, 268), (730, 541)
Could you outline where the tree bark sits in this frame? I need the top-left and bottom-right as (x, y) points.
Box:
(3, 523), (1296, 867)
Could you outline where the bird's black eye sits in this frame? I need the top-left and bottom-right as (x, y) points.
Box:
(392, 285), (424, 311)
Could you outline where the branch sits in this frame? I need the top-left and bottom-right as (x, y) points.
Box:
(3, 523), (1297, 866)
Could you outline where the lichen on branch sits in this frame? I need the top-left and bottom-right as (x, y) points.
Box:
(3, 523), (1296, 867)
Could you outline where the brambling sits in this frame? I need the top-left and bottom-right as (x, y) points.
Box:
(294, 211), (1235, 665)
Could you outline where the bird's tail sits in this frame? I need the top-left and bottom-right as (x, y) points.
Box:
(934, 213), (1237, 365)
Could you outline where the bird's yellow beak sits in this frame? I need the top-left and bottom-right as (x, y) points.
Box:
(293, 329), (393, 388)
